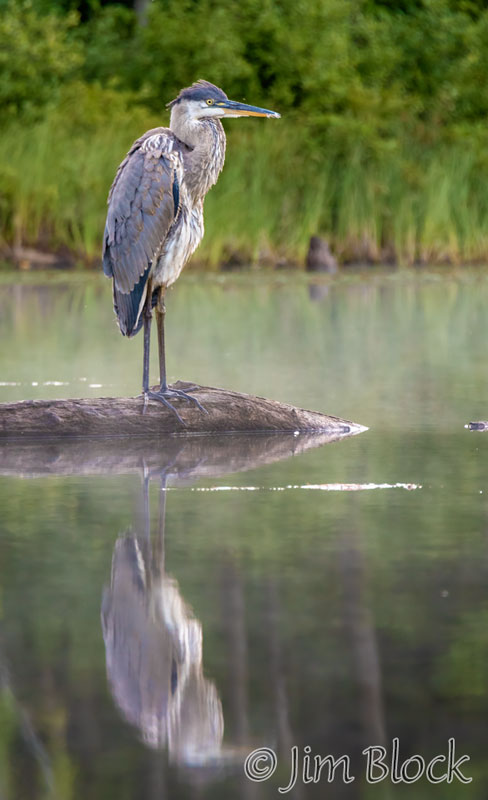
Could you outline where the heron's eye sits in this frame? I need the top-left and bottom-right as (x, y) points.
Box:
(206, 99), (214, 106)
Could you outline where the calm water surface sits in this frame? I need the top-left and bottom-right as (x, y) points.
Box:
(0, 269), (488, 799)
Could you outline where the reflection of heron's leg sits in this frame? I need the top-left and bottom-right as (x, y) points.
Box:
(157, 473), (167, 574)
(142, 470), (151, 542)
(138, 470), (168, 574)
(146, 289), (207, 422)
(135, 469), (153, 569)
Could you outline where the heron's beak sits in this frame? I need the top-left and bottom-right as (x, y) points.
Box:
(216, 99), (280, 119)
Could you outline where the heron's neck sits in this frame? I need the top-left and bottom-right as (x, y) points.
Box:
(170, 110), (226, 199)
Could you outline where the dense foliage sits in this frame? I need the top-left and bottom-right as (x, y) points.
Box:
(2, 0), (488, 264)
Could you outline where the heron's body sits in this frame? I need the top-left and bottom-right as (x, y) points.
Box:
(103, 116), (226, 336)
(145, 122), (225, 287)
(102, 81), (279, 422)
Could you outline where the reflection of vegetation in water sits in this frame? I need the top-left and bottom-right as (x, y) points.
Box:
(1, 272), (488, 795)
(1, 443), (488, 796)
(1, 459), (488, 797)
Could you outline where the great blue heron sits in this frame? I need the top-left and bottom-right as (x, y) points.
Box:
(102, 80), (280, 422)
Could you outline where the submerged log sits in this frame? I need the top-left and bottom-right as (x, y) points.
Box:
(0, 381), (366, 440)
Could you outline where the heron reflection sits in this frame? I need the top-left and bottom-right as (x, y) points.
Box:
(101, 474), (223, 765)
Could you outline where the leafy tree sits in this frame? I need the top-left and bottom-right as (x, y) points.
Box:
(0, 1), (82, 122)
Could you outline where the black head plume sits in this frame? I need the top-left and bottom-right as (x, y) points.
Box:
(167, 80), (228, 109)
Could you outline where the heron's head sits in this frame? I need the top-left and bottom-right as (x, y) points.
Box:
(167, 80), (280, 122)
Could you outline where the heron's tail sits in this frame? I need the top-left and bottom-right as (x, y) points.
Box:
(113, 263), (152, 337)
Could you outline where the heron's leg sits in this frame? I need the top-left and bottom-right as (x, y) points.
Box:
(155, 292), (168, 393)
(142, 306), (152, 394)
(146, 288), (208, 420)
(141, 299), (153, 414)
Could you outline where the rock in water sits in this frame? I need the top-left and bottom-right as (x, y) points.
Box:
(306, 236), (338, 274)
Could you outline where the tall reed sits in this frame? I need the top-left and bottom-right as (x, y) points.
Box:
(2, 99), (488, 267)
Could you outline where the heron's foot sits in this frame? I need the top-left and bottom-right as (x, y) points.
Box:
(173, 382), (200, 393)
(163, 385), (208, 414)
(144, 386), (208, 425)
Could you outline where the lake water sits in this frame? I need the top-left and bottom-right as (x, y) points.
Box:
(0, 268), (487, 799)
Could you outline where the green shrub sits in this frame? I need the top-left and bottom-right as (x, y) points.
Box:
(0, 0), (82, 122)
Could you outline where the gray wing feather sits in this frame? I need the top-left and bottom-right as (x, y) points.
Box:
(103, 129), (179, 299)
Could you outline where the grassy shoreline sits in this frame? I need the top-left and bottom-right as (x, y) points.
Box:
(4, 1), (488, 270)
(3, 112), (488, 270)
(2, 81), (488, 272)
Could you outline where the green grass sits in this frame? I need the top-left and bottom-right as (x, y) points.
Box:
(3, 98), (488, 267)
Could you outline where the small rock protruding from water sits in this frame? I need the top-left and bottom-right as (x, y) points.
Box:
(306, 236), (338, 274)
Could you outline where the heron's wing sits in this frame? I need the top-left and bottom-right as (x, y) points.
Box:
(103, 128), (182, 336)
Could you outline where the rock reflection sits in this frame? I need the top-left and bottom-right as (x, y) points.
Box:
(102, 476), (224, 766)
(308, 282), (331, 302)
(0, 428), (360, 479)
